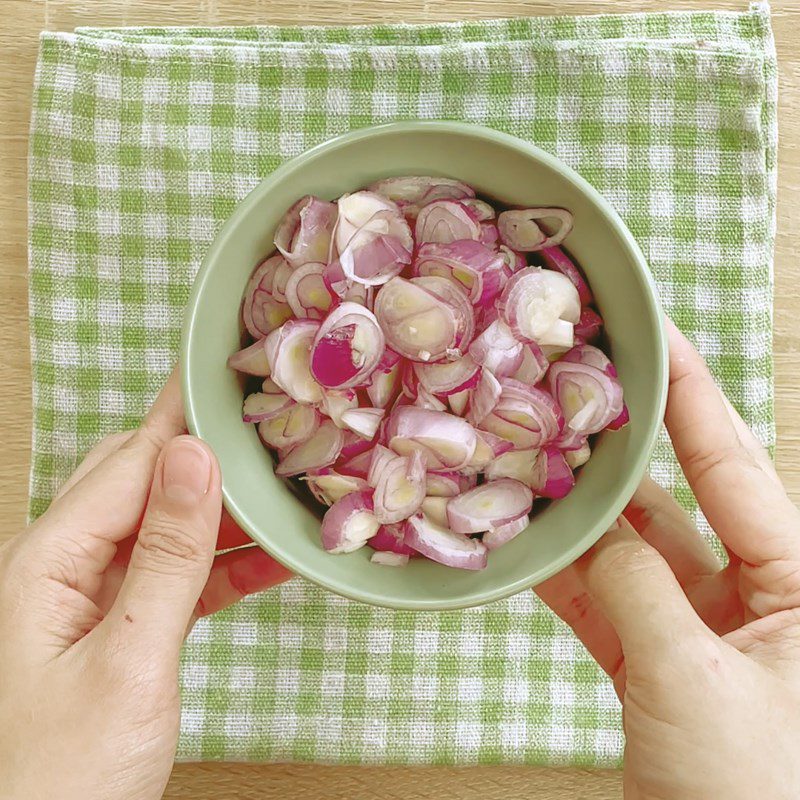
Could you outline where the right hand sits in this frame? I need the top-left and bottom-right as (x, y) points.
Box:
(538, 320), (800, 799)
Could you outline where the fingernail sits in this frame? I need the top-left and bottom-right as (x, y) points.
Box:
(162, 437), (212, 501)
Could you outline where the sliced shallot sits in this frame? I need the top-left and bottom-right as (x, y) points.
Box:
(404, 512), (488, 571)
(284, 261), (333, 320)
(530, 446), (575, 499)
(386, 406), (477, 470)
(564, 441), (591, 469)
(467, 319), (524, 379)
(497, 207), (573, 252)
(275, 420), (345, 477)
(446, 478), (533, 535)
(539, 245), (593, 305)
(425, 471), (475, 497)
(415, 200), (481, 245)
(367, 175), (474, 218)
(265, 319), (323, 404)
(242, 390), (292, 423)
(371, 552), (409, 567)
(498, 266), (580, 344)
(258, 404), (319, 450)
(274, 195), (338, 268)
(547, 359), (623, 435)
(242, 255), (293, 338)
(415, 355), (481, 397)
(335, 191), (413, 286)
(310, 302), (385, 389)
(414, 240), (506, 306)
(341, 407), (385, 440)
(227, 339), (271, 376)
(304, 469), (369, 506)
(483, 516), (530, 550)
(368, 522), (416, 555)
(420, 496), (450, 529)
(484, 448), (539, 486)
(374, 277), (459, 362)
(321, 491), (380, 554)
(371, 449), (426, 524)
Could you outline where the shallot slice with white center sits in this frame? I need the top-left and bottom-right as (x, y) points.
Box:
(446, 478), (533, 535)
(321, 491), (380, 554)
(462, 198), (496, 221)
(415, 200), (482, 244)
(467, 319), (524, 379)
(242, 390), (292, 423)
(420, 496), (450, 528)
(404, 513), (488, 570)
(242, 255), (293, 338)
(413, 385), (448, 412)
(547, 360), (623, 435)
(258, 404), (319, 450)
(368, 522), (416, 555)
(425, 471), (475, 497)
(607, 404), (630, 431)
(498, 245), (526, 273)
(480, 223), (499, 248)
(335, 192), (413, 286)
(265, 319), (323, 404)
(320, 388), (359, 428)
(483, 515), (530, 550)
(386, 407), (477, 470)
(530, 447), (575, 499)
(564, 441), (591, 469)
(284, 262), (333, 320)
(274, 195), (338, 268)
(484, 448), (539, 485)
(412, 275), (475, 352)
(448, 389), (470, 416)
(374, 277), (459, 362)
(310, 302), (385, 389)
(511, 341), (549, 386)
(367, 176), (474, 219)
(466, 369), (501, 426)
(539, 245), (593, 305)
(371, 448), (426, 524)
(275, 420), (345, 477)
(414, 240), (506, 307)
(497, 208), (573, 252)
(478, 380), (563, 450)
(227, 339), (271, 376)
(415, 355), (481, 397)
(366, 349), (402, 408)
(341, 407), (385, 440)
(498, 266), (580, 344)
(304, 469), (369, 506)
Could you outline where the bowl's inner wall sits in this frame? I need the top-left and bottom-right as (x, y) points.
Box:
(184, 125), (664, 609)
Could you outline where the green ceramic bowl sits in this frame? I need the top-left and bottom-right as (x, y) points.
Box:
(182, 121), (667, 611)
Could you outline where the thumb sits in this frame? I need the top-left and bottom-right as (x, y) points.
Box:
(576, 516), (710, 661)
(105, 435), (222, 650)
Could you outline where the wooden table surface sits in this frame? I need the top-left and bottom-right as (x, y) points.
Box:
(1, 1), (799, 797)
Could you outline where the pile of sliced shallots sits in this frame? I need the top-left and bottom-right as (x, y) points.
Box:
(228, 176), (627, 571)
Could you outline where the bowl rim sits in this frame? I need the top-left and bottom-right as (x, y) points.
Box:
(182, 120), (669, 610)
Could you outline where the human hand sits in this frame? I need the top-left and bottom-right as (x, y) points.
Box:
(0, 371), (291, 800)
(537, 320), (800, 799)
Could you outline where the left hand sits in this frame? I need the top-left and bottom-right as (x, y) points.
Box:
(0, 370), (292, 800)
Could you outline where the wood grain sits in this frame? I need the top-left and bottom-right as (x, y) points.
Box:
(1, 1), (799, 797)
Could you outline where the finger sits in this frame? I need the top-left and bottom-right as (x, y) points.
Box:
(625, 479), (743, 634)
(217, 508), (254, 550)
(577, 516), (710, 660)
(535, 567), (623, 680)
(103, 435), (221, 651)
(33, 370), (186, 549)
(665, 320), (800, 577)
(55, 431), (136, 500)
(194, 546), (292, 618)
(626, 476), (721, 585)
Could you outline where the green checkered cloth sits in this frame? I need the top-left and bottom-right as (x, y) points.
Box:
(28, 3), (776, 766)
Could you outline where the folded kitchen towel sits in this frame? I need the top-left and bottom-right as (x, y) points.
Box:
(28, 3), (776, 765)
